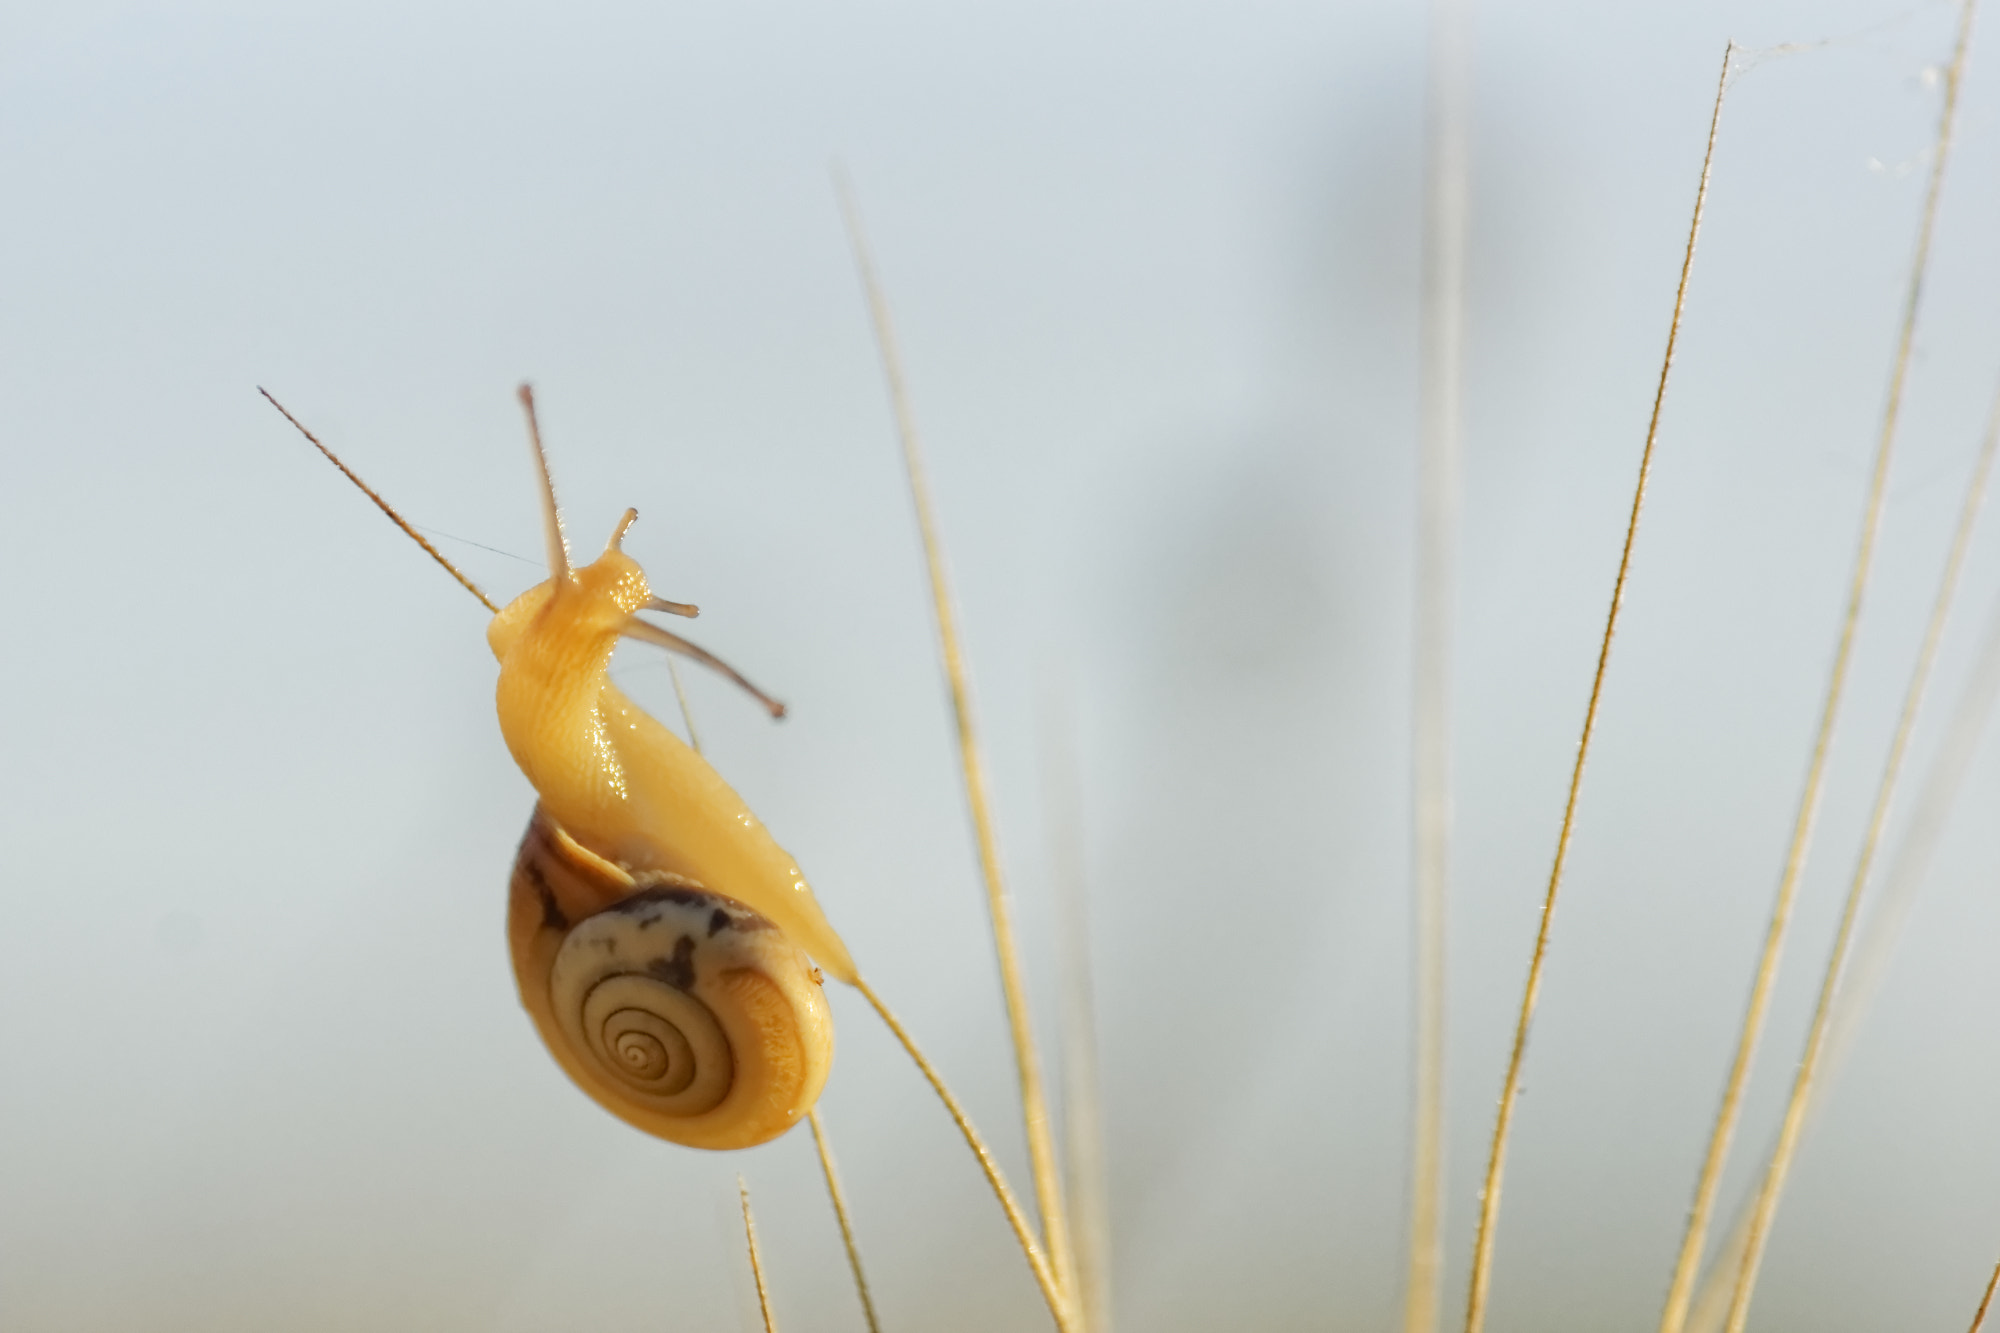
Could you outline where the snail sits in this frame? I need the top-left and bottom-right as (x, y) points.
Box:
(491, 390), (858, 1149)
(266, 384), (1076, 1329)
(265, 385), (855, 1151)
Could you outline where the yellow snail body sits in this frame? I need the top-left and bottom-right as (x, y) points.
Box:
(487, 391), (854, 1149)
(486, 535), (858, 985)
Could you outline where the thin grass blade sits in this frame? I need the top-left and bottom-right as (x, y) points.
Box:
(835, 170), (1079, 1325)
(1463, 43), (1733, 1333)
(1406, 0), (1471, 1325)
(1720, 22), (1982, 1329)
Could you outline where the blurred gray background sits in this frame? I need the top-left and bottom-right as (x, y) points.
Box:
(3, 1), (1999, 1329)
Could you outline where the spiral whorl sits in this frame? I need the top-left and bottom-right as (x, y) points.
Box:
(550, 893), (736, 1116)
(601, 1006), (694, 1089)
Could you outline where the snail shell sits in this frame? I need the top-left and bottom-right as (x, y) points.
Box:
(508, 806), (834, 1150)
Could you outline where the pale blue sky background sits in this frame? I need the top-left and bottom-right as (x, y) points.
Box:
(3, 2), (1999, 1330)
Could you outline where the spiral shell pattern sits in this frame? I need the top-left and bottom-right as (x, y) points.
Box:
(507, 808), (833, 1150)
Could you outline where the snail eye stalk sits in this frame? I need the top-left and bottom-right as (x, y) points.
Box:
(620, 616), (787, 720)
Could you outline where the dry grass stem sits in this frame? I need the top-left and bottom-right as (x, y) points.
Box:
(1685, 339), (2000, 1333)
(516, 384), (573, 579)
(666, 655), (704, 754)
(1825, 396), (2000, 1067)
(809, 1109), (883, 1333)
(259, 388), (500, 614)
(674, 617), (879, 1333)
(739, 1177), (780, 1333)
(1042, 694), (1116, 1333)
(835, 171), (1079, 1321)
(1460, 42), (1733, 1333)
(1649, 16), (1975, 1322)
(855, 978), (1077, 1332)
(1407, 0), (1471, 1326)
(1968, 1261), (2000, 1333)
(1682, 1201), (1755, 1333)
(1682, 391), (2000, 1333)
(1719, 15), (1980, 1329)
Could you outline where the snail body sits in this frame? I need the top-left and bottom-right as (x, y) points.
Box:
(486, 538), (857, 985)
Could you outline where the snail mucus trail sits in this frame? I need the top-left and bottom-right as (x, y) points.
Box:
(270, 385), (857, 1151)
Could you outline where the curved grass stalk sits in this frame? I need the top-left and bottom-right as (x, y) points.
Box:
(1649, 17), (1978, 1323)
(1718, 18), (1980, 1329)
(1822, 399), (2000, 1075)
(1684, 383), (2000, 1333)
(1407, 0), (1471, 1325)
(259, 388), (500, 614)
(1041, 691), (1115, 1333)
(836, 171), (1079, 1325)
(1460, 43), (1732, 1333)
(1682, 1200), (1754, 1333)
(739, 1177), (780, 1333)
(666, 655), (704, 754)
(856, 978), (1078, 1333)
(809, 1109), (883, 1333)
(673, 645), (880, 1333)
(1968, 1261), (2000, 1333)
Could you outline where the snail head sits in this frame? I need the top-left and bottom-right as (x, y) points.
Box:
(488, 384), (784, 732)
(486, 509), (654, 667)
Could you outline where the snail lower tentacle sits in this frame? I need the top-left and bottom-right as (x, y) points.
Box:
(507, 806), (834, 1150)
